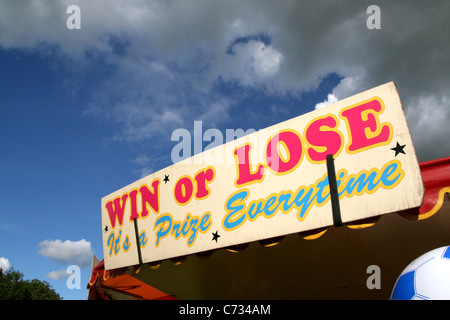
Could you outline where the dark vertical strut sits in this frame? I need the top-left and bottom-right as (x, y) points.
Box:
(326, 154), (343, 227)
(133, 218), (143, 265)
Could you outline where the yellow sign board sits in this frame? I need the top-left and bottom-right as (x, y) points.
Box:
(102, 82), (424, 270)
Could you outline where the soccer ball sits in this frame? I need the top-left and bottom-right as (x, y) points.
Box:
(391, 246), (450, 300)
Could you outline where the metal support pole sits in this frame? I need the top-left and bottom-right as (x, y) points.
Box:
(326, 154), (343, 227)
(133, 218), (143, 265)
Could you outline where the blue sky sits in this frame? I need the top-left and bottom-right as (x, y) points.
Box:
(0, 1), (449, 300)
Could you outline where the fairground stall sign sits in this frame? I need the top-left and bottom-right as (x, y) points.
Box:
(101, 81), (424, 270)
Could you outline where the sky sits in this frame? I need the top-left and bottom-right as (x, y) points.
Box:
(0, 0), (449, 300)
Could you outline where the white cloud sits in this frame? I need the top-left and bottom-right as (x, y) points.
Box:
(315, 93), (338, 110)
(0, 257), (11, 272)
(135, 166), (153, 179)
(131, 154), (151, 166)
(47, 268), (71, 280)
(315, 76), (360, 109)
(222, 40), (283, 86)
(38, 239), (93, 268)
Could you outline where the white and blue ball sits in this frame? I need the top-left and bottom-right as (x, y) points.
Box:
(391, 246), (450, 300)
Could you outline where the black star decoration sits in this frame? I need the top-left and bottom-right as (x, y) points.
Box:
(212, 230), (221, 242)
(391, 142), (406, 157)
(104, 225), (109, 233)
(163, 174), (170, 184)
